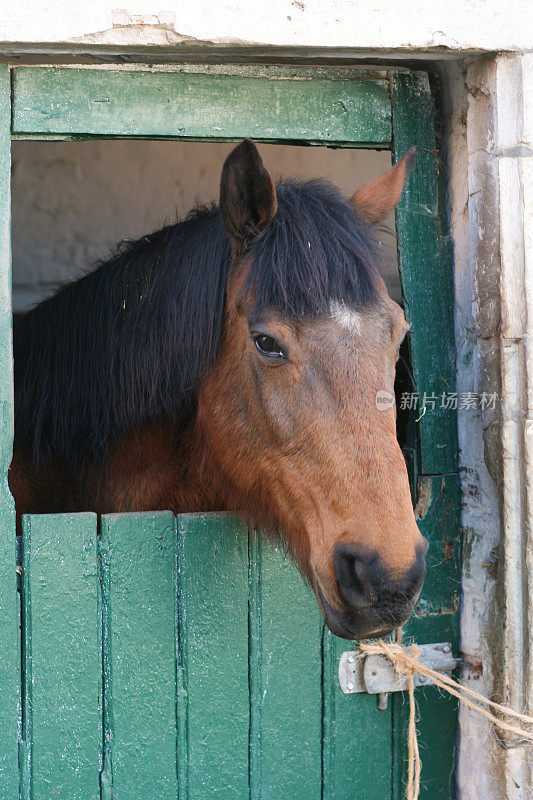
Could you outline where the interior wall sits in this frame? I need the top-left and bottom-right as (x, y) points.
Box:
(10, 141), (397, 313)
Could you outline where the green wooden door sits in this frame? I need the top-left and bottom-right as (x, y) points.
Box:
(0, 64), (460, 799)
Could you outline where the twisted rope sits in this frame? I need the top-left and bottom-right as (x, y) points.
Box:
(359, 639), (533, 800)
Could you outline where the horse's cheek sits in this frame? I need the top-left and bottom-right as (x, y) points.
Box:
(252, 382), (299, 447)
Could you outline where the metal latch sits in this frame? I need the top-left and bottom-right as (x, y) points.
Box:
(339, 642), (460, 710)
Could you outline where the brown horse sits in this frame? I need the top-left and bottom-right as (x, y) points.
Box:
(10, 139), (426, 639)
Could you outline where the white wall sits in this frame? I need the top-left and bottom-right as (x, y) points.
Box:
(0, 0), (530, 51)
(11, 141), (397, 312)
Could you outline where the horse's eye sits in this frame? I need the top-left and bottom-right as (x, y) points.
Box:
(253, 334), (285, 359)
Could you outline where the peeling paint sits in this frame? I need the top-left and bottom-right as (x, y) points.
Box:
(461, 525), (481, 578)
(414, 476), (433, 520)
(70, 25), (200, 47)
(111, 10), (177, 27)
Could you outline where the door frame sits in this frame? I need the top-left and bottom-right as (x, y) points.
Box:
(0, 62), (460, 799)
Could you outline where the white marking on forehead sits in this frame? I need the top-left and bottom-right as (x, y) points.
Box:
(329, 301), (363, 335)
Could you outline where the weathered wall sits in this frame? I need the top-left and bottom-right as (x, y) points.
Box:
(444, 54), (533, 799)
(0, 1), (530, 52)
(11, 141), (396, 312)
(444, 60), (503, 800)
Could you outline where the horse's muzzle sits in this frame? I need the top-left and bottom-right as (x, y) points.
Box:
(317, 540), (428, 640)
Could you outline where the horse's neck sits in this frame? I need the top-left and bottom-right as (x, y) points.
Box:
(10, 415), (239, 517)
(100, 419), (237, 515)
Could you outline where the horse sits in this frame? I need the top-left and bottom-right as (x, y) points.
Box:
(10, 139), (427, 640)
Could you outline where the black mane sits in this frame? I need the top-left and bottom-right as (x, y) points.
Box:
(14, 179), (379, 466)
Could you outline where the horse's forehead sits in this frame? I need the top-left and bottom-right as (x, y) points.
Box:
(327, 293), (403, 342)
(329, 301), (363, 335)
(312, 299), (396, 375)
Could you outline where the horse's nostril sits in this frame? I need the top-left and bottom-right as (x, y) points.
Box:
(333, 541), (427, 615)
(334, 544), (378, 609)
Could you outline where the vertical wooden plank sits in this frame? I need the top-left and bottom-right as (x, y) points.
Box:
(392, 70), (460, 800)
(392, 614), (459, 800)
(100, 512), (178, 800)
(22, 513), (99, 799)
(177, 513), (249, 800)
(322, 632), (392, 800)
(0, 62), (18, 800)
(0, 63), (14, 476)
(249, 531), (322, 800)
(391, 70), (458, 475)
(248, 530), (261, 800)
(413, 474), (461, 616)
(395, 475), (461, 800)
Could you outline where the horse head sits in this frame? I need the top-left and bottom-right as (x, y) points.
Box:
(197, 140), (426, 639)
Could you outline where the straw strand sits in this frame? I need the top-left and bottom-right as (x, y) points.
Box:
(406, 646), (421, 800)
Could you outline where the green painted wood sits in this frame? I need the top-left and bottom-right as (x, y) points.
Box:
(413, 474), (461, 616)
(177, 513), (249, 800)
(0, 61), (18, 800)
(100, 512), (178, 800)
(394, 474), (461, 800)
(3, 66), (462, 800)
(250, 530), (322, 800)
(392, 71), (458, 475)
(391, 71), (460, 800)
(21, 513), (99, 799)
(12, 67), (391, 145)
(322, 631), (392, 800)
(392, 614), (459, 800)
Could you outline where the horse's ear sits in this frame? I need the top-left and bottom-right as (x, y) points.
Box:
(220, 139), (277, 244)
(350, 147), (416, 225)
